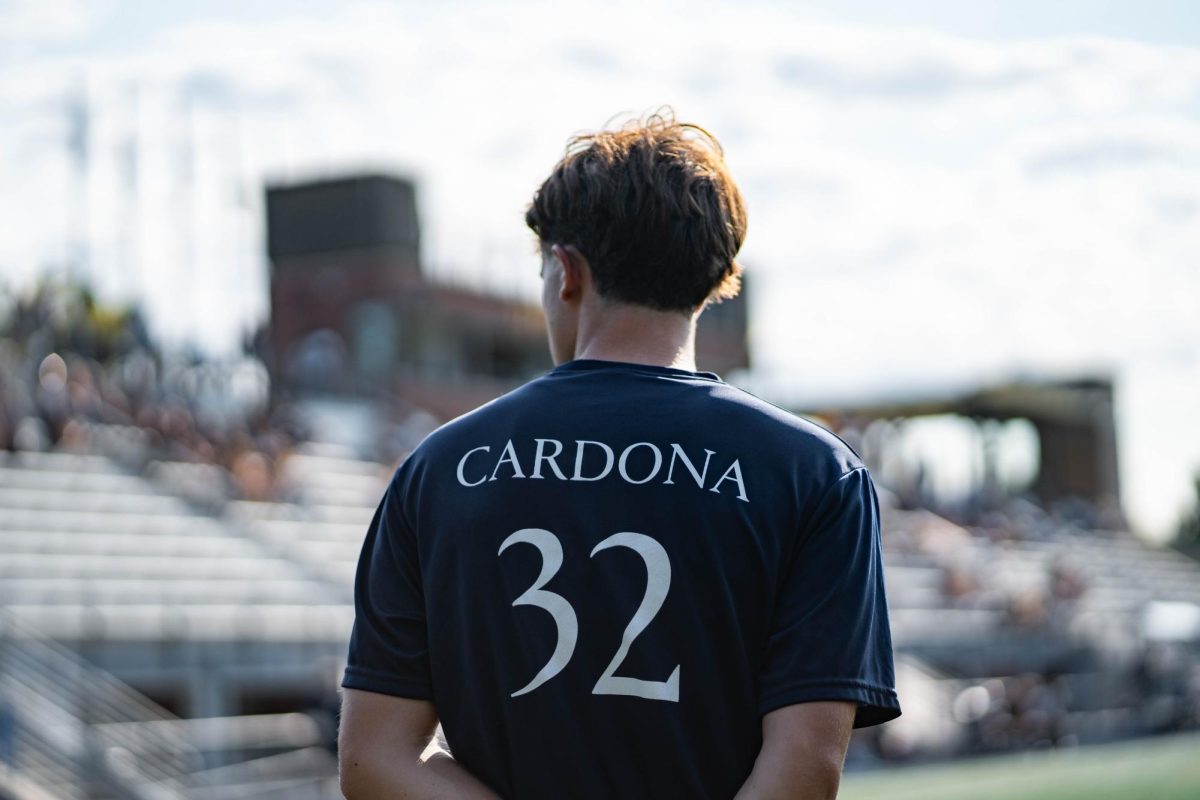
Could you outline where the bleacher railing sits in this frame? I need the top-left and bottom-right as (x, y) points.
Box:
(0, 609), (198, 799)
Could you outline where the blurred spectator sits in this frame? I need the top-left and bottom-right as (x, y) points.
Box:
(1006, 589), (1050, 629)
(941, 564), (982, 606)
(0, 277), (302, 502)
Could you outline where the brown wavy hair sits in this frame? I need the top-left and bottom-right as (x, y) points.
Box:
(525, 106), (747, 313)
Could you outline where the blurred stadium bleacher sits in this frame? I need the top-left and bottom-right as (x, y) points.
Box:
(2, 281), (1198, 798)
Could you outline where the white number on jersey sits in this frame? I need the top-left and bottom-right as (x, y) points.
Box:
(497, 528), (579, 697)
(498, 528), (680, 702)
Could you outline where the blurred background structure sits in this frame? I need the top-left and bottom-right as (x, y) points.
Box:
(2, 1), (1200, 798)
(261, 173), (749, 419)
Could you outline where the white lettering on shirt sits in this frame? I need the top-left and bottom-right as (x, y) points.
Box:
(459, 438), (749, 503)
(709, 459), (748, 503)
(456, 445), (491, 487)
(531, 438), (568, 480)
(663, 444), (715, 489)
(617, 442), (663, 485)
(489, 439), (526, 481)
(572, 440), (615, 482)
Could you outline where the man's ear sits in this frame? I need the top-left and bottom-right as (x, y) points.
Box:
(552, 244), (586, 303)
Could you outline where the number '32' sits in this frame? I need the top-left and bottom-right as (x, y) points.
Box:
(497, 528), (681, 703)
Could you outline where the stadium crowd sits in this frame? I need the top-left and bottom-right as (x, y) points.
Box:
(0, 279), (305, 503)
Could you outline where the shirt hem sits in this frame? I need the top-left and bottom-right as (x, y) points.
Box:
(341, 666), (434, 701)
(759, 680), (901, 729)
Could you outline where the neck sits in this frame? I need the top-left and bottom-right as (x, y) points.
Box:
(573, 298), (700, 371)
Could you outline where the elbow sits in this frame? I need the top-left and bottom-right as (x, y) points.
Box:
(338, 744), (365, 799)
(338, 734), (383, 800)
(756, 700), (855, 800)
(774, 749), (844, 800)
(805, 751), (845, 800)
(750, 751), (845, 800)
(338, 771), (356, 800)
(339, 736), (425, 799)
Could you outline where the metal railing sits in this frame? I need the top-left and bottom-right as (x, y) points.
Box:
(0, 610), (198, 800)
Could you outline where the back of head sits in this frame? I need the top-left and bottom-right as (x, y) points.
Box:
(525, 106), (748, 313)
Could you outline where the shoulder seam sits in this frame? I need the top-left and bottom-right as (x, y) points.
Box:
(817, 465), (870, 506)
(799, 466), (870, 545)
(721, 385), (867, 462)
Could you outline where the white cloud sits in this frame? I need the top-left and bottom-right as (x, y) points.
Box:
(0, 0), (114, 45)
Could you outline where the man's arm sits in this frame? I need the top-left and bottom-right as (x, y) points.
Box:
(733, 700), (857, 800)
(338, 687), (501, 800)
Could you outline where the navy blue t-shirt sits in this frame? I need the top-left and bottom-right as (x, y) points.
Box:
(342, 358), (900, 799)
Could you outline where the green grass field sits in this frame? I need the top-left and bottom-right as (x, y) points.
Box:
(839, 733), (1200, 800)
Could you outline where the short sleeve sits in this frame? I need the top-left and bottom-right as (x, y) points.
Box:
(341, 461), (433, 700)
(757, 466), (901, 728)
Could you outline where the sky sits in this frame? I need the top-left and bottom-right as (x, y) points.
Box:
(1, 0), (1198, 539)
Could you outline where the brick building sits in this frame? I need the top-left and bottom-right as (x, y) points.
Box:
(264, 173), (750, 420)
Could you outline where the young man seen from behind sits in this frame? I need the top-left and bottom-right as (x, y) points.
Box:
(338, 107), (901, 800)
